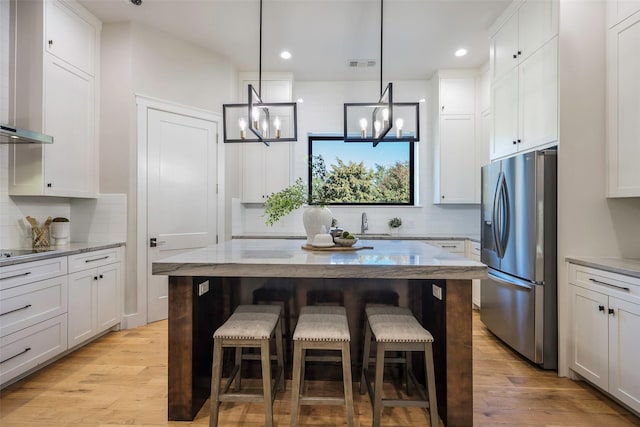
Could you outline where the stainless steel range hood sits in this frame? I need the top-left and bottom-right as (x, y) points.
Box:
(0, 124), (53, 144)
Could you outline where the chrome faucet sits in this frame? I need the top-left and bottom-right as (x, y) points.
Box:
(361, 212), (368, 234)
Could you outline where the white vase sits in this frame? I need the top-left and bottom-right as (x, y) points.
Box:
(302, 206), (333, 245)
(50, 221), (70, 246)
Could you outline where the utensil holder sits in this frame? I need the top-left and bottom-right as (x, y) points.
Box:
(32, 226), (50, 249)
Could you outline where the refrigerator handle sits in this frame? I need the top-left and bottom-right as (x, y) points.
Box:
(498, 173), (510, 257)
(492, 172), (505, 258)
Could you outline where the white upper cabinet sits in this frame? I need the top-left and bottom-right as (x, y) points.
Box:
(431, 71), (478, 204)
(489, 0), (558, 161)
(606, 9), (640, 197)
(607, 0), (640, 28)
(10, 0), (101, 198)
(439, 78), (476, 115)
(45, 0), (97, 76)
(491, 0), (558, 82)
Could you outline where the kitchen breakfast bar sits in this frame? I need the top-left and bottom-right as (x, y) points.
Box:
(152, 239), (486, 426)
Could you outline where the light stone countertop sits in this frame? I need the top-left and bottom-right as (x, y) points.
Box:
(152, 238), (486, 280)
(0, 242), (125, 267)
(232, 233), (480, 242)
(565, 257), (640, 279)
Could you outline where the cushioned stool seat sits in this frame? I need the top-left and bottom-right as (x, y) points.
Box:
(360, 306), (439, 427)
(290, 306), (354, 427)
(209, 304), (284, 427)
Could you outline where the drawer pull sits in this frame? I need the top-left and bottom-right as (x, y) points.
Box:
(0, 304), (32, 317)
(589, 278), (630, 292)
(1, 347), (31, 364)
(441, 245), (457, 248)
(85, 256), (110, 263)
(0, 271), (32, 281)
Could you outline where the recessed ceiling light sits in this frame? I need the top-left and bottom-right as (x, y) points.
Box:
(280, 51), (292, 60)
(455, 48), (468, 57)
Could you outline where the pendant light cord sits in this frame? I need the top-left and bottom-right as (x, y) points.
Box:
(258, 0), (263, 97)
(380, 0), (383, 97)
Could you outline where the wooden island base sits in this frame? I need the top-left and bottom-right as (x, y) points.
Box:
(167, 275), (472, 426)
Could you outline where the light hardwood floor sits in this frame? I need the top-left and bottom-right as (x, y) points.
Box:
(1, 311), (639, 426)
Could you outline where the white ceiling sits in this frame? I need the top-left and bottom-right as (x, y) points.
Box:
(77, 0), (511, 81)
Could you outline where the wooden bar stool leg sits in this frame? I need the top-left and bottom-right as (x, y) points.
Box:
(425, 342), (439, 427)
(373, 342), (386, 427)
(209, 339), (224, 427)
(290, 341), (303, 427)
(341, 341), (355, 427)
(275, 316), (285, 392)
(233, 346), (242, 392)
(260, 339), (274, 427)
(360, 317), (372, 395)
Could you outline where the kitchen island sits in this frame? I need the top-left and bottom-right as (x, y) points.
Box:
(152, 239), (486, 426)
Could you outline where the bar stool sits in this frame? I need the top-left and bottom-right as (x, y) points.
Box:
(253, 279), (294, 362)
(209, 304), (285, 427)
(360, 306), (439, 427)
(359, 290), (413, 394)
(290, 306), (354, 427)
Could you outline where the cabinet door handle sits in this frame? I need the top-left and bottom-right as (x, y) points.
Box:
(441, 245), (457, 248)
(94, 276), (98, 280)
(608, 308), (615, 316)
(99, 274), (103, 279)
(0, 271), (31, 281)
(0, 304), (32, 317)
(85, 256), (110, 263)
(47, 183), (52, 188)
(517, 50), (522, 56)
(598, 305), (605, 312)
(48, 40), (53, 47)
(589, 278), (630, 292)
(513, 53), (517, 59)
(513, 140), (517, 145)
(517, 139), (521, 143)
(1, 347), (31, 364)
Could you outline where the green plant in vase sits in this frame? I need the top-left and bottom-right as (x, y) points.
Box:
(388, 217), (402, 234)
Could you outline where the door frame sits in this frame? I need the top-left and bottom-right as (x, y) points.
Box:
(132, 94), (225, 327)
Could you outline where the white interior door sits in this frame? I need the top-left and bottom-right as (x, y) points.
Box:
(146, 108), (218, 323)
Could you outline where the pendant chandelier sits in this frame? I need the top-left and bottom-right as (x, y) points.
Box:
(222, 0), (298, 146)
(343, 0), (419, 147)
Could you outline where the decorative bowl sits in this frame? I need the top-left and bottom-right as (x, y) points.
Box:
(334, 237), (358, 247)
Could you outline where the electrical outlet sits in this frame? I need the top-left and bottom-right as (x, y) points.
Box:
(432, 284), (442, 300)
(198, 281), (209, 296)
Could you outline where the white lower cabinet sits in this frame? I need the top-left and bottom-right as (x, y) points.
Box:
(0, 257), (69, 386)
(0, 314), (68, 385)
(67, 249), (122, 349)
(569, 263), (640, 413)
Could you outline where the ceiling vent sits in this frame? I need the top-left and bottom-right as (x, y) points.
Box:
(348, 59), (376, 68)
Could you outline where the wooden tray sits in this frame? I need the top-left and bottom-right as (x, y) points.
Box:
(301, 244), (374, 252)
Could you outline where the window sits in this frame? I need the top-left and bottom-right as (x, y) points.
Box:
(308, 134), (415, 205)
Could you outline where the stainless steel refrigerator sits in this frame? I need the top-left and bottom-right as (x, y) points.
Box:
(480, 149), (557, 369)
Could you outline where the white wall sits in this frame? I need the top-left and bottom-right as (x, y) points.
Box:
(236, 79), (481, 238)
(556, 0), (640, 377)
(99, 21), (237, 327)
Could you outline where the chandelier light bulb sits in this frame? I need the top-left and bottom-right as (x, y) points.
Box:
(359, 118), (368, 138)
(252, 107), (260, 130)
(374, 120), (381, 138)
(238, 117), (247, 139)
(382, 108), (389, 128)
(395, 118), (404, 138)
(273, 116), (281, 138)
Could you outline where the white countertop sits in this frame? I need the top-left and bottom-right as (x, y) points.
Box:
(566, 257), (640, 279)
(0, 242), (125, 267)
(152, 239), (486, 280)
